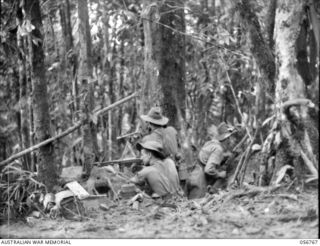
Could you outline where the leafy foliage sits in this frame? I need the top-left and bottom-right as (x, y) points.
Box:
(0, 162), (46, 220)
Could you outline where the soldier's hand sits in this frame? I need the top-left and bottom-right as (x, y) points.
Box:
(223, 151), (232, 158)
(175, 153), (182, 161)
(218, 171), (227, 178)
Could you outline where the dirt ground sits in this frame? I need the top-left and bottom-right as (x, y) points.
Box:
(0, 186), (318, 239)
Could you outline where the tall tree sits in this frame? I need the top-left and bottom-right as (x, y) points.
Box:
(24, 0), (58, 191)
(78, 0), (99, 176)
(59, 0), (73, 54)
(142, 0), (186, 130)
(237, 0), (276, 128)
(17, 9), (31, 170)
(271, 0), (318, 184)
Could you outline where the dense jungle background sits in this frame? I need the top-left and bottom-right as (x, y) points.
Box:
(0, 0), (319, 239)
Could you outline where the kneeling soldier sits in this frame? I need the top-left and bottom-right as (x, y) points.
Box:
(129, 140), (181, 199)
(198, 122), (237, 192)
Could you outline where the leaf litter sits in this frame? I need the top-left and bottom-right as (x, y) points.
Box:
(0, 182), (318, 238)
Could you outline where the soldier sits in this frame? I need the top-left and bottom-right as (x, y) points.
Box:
(129, 140), (181, 199)
(199, 122), (237, 192)
(186, 122), (237, 199)
(139, 107), (188, 187)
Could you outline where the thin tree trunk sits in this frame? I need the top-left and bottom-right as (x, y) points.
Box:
(26, 36), (35, 171)
(266, 0), (277, 50)
(108, 109), (112, 161)
(101, 1), (110, 161)
(118, 40), (125, 135)
(109, 40), (117, 104)
(78, 0), (99, 176)
(17, 30), (31, 170)
(25, 0), (58, 191)
(49, 15), (59, 60)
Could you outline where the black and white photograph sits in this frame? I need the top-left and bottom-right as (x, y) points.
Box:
(0, 0), (319, 240)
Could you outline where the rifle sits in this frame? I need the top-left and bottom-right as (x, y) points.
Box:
(93, 158), (143, 167)
(116, 131), (141, 140)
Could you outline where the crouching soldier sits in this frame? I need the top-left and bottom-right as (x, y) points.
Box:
(199, 122), (237, 193)
(129, 139), (182, 199)
(186, 122), (237, 199)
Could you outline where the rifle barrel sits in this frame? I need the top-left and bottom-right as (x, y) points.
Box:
(116, 132), (140, 140)
(94, 158), (142, 166)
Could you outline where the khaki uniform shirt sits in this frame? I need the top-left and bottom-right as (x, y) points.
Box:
(143, 126), (179, 158)
(198, 139), (224, 177)
(133, 158), (180, 197)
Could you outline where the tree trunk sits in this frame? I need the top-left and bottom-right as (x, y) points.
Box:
(237, 0), (275, 94)
(59, 0), (74, 124)
(266, 0), (277, 50)
(78, 0), (99, 176)
(118, 40), (125, 135)
(24, 0), (58, 191)
(101, 1), (112, 160)
(142, 0), (186, 130)
(272, 0), (318, 184)
(17, 29), (31, 170)
(59, 0), (73, 54)
(25, 36), (36, 171)
(141, 0), (162, 114)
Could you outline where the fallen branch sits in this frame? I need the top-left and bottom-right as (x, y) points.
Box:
(94, 92), (138, 117)
(261, 193), (298, 201)
(225, 184), (282, 201)
(0, 93), (138, 167)
(276, 212), (318, 223)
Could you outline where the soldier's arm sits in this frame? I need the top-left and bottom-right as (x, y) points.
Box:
(205, 149), (226, 178)
(129, 167), (149, 185)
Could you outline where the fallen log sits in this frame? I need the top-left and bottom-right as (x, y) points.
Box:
(0, 93), (138, 167)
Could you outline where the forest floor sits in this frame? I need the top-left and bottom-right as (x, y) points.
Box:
(0, 185), (318, 239)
